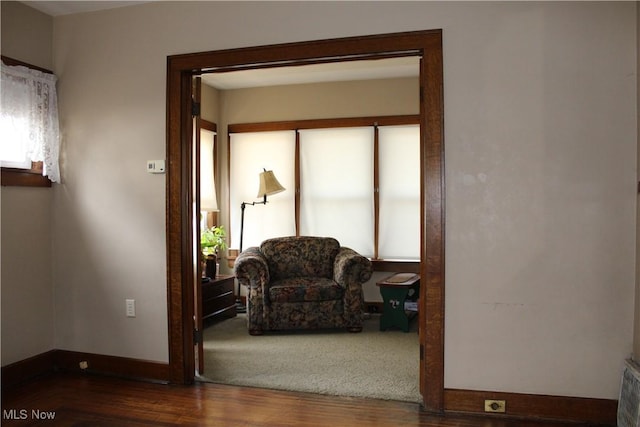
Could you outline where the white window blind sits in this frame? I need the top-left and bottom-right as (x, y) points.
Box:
(378, 125), (420, 260)
(299, 127), (374, 257)
(200, 129), (218, 212)
(229, 131), (296, 250)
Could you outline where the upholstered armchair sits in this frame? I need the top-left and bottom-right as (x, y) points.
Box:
(234, 236), (372, 335)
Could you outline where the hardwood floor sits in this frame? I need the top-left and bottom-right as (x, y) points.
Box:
(1, 373), (604, 426)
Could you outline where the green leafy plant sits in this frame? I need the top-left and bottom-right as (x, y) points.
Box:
(201, 225), (227, 257)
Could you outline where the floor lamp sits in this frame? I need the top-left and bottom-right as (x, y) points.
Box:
(236, 168), (285, 312)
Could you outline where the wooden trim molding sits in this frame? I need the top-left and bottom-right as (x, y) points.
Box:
(167, 29), (445, 411)
(1, 55), (53, 73)
(54, 350), (170, 383)
(418, 34), (445, 412)
(1, 168), (52, 187)
(1, 351), (57, 390)
(372, 260), (420, 273)
(228, 115), (419, 134)
(1, 350), (170, 390)
(444, 388), (617, 425)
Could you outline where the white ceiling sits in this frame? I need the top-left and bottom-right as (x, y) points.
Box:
(201, 57), (420, 90)
(20, 1), (420, 90)
(23, 1), (149, 16)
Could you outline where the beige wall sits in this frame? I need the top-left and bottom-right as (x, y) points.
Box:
(0, 1), (52, 67)
(0, 1), (55, 365)
(0, 1), (634, 401)
(218, 77), (418, 124)
(200, 83), (219, 123)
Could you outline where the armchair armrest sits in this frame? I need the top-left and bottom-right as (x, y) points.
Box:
(333, 247), (372, 287)
(234, 247), (270, 289)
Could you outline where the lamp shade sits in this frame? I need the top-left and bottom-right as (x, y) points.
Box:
(257, 169), (285, 198)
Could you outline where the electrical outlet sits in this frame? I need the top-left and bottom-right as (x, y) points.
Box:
(79, 361), (88, 370)
(126, 299), (136, 317)
(484, 399), (506, 413)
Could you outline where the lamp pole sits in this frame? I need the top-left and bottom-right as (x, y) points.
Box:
(239, 202), (246, 253)
(237, 195), (268, 313)
(239, 195), (267, 253)
(236, 169), (285, 313)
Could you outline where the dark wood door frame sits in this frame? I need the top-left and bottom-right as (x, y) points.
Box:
(165, 29), (445, 412)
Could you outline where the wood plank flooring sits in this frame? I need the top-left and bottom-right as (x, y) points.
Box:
(1, 373), (604, 426)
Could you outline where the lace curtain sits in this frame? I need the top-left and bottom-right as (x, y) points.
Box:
(1, 61), (61, 182)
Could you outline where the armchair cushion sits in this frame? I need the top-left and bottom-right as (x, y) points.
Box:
(269, 277), (344, 303)
(260, 236), (339, 281)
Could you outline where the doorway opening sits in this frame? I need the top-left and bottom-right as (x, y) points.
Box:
(165, 29), (444, 412)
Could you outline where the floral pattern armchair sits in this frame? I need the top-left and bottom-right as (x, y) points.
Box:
(234, 236), (372, 335)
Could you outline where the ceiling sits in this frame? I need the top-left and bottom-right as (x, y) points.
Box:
(21, 1), (420, 90)
(200, 57), (420, 90)
(23, 1), (149, 16)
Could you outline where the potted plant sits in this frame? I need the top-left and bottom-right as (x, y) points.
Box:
(201, 225), (227, 279)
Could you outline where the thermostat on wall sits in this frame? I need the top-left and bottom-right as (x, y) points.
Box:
(146, 160), (165, 174)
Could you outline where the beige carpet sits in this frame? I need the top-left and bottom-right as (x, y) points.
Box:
(200, 313), (421, 403)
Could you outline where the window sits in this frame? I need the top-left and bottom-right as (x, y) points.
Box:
(1, 57), (61, 186)
(229, 117), (420, 260)
(199, 126), (218, 230)
(378, 125), (420, 260)
(229, 131), (297, 249)
(299, 127), (374, 256)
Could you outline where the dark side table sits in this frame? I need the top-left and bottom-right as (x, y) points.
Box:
(376, 273), (420, 332)
(202, 274), (236, 321)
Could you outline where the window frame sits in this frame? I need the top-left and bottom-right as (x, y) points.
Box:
(0, 56), (54, 188)
(228, 114), (420, 267)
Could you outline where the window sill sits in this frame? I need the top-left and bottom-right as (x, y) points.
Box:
(371, 259), (420, 273)
(1, 168), (52, 187)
